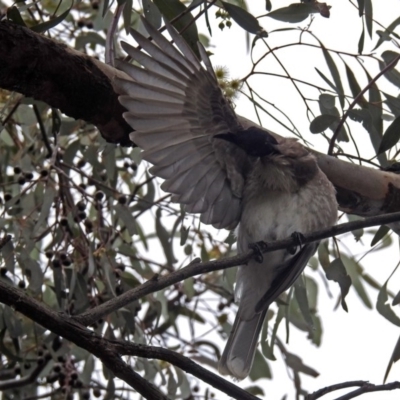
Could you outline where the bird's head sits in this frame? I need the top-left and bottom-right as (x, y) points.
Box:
(214, 127), (279, 158)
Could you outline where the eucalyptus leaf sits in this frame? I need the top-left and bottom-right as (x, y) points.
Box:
(377, 282), (400, 327)
(371, 225), (390, 246)
(31, 2), (73, 33)
(324, 258), (351, 312)
(378, 115), (400, 154)
(267, 3), (314, 23)
(222, 1), (267, 36)
(310, 115), (338, 134)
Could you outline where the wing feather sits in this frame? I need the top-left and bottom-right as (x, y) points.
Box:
(115, 16), (247, 229)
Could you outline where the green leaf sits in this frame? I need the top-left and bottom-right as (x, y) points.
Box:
(342, 255), (372, 309)
(345, 63), (365, 104)
(319, 94), (336, 109)
(155, 208), (177, 265)
(320, 44), (345, 108)
(33, 185), (56, 233)
(364, 0), (373, 38)
(24, 258), (44, 295)
(174, 367), (191, 399)
(180, 225), (190, 246)
(81, 354), (95, 385)
(6, 6), (26, 26)
(245, 386), (265, 396)
(373, 16), (400, 51)
(1, 239), (15, 274)
(31, 2), (73, 33)
(310, 114), (338, 133)
(377, 282), (400, 327)
(384, 334), (400, 383)
(392, 286), (400, 307)
(347, 214), (364, 241)
(357, 0), (364, 16)
(285, 351), (319, 377)
(317, 242), (330, 269)
(365, 70), (386, 165)
(115, 204), (137, 236)
(378, 116), (400, 153)
(294, 278), (314, 329)
(153, 0), (200, 57)
(358, 23), (365, 54)
(384, 92), (400, 117)
(371, 225), (390, 246)
(315, 68), (337, 92)
(380, 51), (400, 89)
(102, 0), (111, 17)
(76, 32), (106, 50)
(324, 258), (351, 312)
(249, 349), (271, 381)
(222, 1), (267, 36)
(265, 0), (272, 12)
(267, 4), (314, 23)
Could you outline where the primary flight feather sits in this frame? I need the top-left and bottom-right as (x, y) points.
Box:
(114, 17), (338, 380)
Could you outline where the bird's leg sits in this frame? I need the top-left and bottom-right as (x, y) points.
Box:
(287, 232), (306, 255)
(248, 241), (268, 263)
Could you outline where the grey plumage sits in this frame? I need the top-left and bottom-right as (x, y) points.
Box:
(115, 17), (338, 380)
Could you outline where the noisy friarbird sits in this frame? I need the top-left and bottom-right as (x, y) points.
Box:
(114, 18), (338, 380)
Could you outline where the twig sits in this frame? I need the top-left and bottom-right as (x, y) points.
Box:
(307, 380), (400, 400)
(328, 53), (400, 155)
(74, 211), (400, 327)
(0, 359), (49, 391)
(0, 281), (259, 400)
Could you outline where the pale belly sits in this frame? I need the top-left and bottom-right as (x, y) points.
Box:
(237, 184), (334, 253)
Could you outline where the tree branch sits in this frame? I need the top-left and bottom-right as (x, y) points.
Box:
(0, 21), (132, 146)
(2, 21), (400, 218)
(0, 360), (48, 391)
(0, 280), (259, 400)
(0, 282), (167, 399)
(306, 380), (400, 400)
(75, 211), (400, 327)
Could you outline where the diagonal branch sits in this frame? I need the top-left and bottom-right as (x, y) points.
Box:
(75, 211), (400, 327)
(0, 281), (166, 399)
(306, 380), (400, 400)
(0, 280), (259, 400)
(328, 53), (400, 155)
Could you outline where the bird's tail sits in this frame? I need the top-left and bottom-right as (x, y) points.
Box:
(218, 309), (267, 380)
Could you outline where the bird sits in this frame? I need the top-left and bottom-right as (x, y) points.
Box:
(114, 17), (338, 380)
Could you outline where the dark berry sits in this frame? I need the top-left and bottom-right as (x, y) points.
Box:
(95, 191), (104, 200)
(118, 195), (127, 205)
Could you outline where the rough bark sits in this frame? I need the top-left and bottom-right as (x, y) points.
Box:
(0, 20), (132, 146)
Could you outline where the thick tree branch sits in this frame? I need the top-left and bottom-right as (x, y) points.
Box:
(75, 211), (400, 327)
(0, 280), (259, 400)
(0, 282), (166, 399)
(2, 21), (400, 218)
(0, 21), (132, 145)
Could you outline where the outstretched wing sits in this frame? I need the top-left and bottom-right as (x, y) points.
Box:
(114, 18), (248, 230)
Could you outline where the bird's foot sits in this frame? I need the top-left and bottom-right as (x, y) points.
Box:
(248, 241), (268, 263)
(287, 232), (306, 255)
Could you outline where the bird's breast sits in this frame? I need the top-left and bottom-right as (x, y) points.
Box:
(237, 174), (336, 252)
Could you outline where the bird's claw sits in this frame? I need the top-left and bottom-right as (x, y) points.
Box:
(249, 241), (267, 263)
(287, 231), (306, 255)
